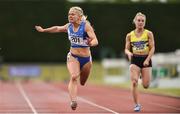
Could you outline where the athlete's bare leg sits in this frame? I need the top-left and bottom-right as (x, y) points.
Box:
(130, 64), (141, 105)
(141, 67), (152, 89)
(67, 54), (80, 102)
(80, 61), (92, 86)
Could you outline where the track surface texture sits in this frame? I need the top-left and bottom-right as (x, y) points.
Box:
(0, 81), (179, 114)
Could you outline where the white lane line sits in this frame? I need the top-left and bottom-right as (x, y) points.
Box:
(41, 82), (119, 114)
(16, 82), (38, 114)
(78, 97), (119, 114)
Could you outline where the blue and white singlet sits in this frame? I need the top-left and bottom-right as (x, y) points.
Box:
(67, 21), (89, 48)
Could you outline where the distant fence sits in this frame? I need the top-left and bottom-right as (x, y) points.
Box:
(151, 50), (180, 88)
(102, 58), (129, 84)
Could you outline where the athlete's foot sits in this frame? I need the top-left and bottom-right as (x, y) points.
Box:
(71, 101), (77, 110)
(134, 104), (141, 112)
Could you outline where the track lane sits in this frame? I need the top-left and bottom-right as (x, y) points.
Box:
(21, 81), (116, 113)
(0, 81), (33, 113)
(1, 81), (180, 113)
(16, 82), (37, 114)
(54, 82), (180, 113)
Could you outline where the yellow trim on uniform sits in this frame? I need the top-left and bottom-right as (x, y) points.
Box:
(130, 29), (149, 54)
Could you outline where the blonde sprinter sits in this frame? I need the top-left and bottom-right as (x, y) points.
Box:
(124, 12), (155, 112)
(35, 6), (98, 110)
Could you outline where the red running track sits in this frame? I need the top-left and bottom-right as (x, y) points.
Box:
(0, 81), (180, 114)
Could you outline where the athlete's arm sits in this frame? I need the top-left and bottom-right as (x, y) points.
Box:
(124, 33), (133, 61)
(35, 23), (69, 33)
(85, 22), (98, 47)
(146, 31), (155, 62)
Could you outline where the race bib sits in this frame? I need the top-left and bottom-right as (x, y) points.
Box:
(69, 36), (88, 46)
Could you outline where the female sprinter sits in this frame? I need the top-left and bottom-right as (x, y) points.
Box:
(124, 12), (155, 112)
(35, 6), (98, 110)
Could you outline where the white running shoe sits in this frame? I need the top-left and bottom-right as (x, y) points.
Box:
(71, 101), (77, 110)
(134, 104), (141, 112)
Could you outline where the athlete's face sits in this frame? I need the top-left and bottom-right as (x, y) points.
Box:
(68, 9), (80, 23)
(135, 16), (146, 29)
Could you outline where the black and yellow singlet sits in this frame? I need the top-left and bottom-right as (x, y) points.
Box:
(130, 29), (149, 55)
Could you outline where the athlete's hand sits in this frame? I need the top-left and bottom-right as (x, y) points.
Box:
(86, 37), (93, 46)
(35, 26), (44, 32)
(143, 59), (149, 66)
(127, 52), (133, 61)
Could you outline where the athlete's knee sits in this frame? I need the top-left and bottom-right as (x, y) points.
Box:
(132, 79), (138, 87)
(80, 81), (85, 86)
(80, 77), (86, 86)
(71, 78), (77, 83)
(80, 76), (88, 86)
(71, 75), (78, 81)
(143, 83), (150, 89)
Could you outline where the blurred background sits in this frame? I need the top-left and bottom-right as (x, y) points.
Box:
(0, 0), (180, 96)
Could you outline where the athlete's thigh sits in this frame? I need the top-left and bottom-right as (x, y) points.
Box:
(141, 67), (152, 84)
(67, 54), (80, 77)
(129, 64), (141, 81)
(81, 61), (92, 76)
(80, 61), (92, 84)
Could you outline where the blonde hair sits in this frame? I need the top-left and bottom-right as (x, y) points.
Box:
(69, 6), (87, 21)
(133, 12), (146, 24)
